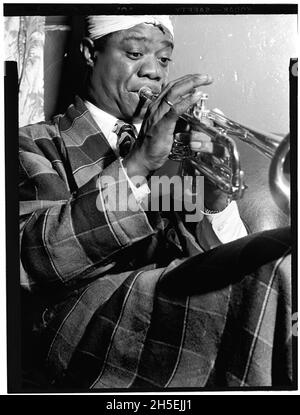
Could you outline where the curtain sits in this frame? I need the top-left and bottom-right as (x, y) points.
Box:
(5, 16), (45, 127)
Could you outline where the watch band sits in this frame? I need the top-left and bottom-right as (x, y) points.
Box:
(202, 207), (224, 215)
(201, 196), (232, 215)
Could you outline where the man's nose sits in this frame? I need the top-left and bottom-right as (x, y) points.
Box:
(138, 56), (162, 81)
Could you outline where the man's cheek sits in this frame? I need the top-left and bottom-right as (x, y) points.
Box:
(160, 67), (169, 85)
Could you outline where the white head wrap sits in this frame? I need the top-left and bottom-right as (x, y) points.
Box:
(87, 15), (174, 40)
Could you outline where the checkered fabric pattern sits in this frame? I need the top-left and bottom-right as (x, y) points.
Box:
(19, 96), (293, 390)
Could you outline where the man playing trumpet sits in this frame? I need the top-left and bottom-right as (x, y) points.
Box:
(19, 15), (292, 389)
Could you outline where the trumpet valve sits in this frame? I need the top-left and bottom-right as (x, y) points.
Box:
(192, 93), (212, 126)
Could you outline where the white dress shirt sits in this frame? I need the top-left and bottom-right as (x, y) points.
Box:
(85, 99), (248, 249)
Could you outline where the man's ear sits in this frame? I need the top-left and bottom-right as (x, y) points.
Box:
(80, 37), (96, 67)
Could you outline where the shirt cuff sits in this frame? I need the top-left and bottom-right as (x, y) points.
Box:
(205, 201), (248, 243)
(119, 157), (150, 204)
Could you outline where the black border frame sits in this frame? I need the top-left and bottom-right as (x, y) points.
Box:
(4, 3), (298, 395)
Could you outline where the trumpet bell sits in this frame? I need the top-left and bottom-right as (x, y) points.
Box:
(269, 134), (290, 214)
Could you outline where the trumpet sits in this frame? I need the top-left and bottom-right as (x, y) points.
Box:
(139, 87), (290, 213)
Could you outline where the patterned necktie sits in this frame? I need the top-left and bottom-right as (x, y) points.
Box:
(113, 120), (137, 158)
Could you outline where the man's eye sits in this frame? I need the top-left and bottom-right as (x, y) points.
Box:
(127, 52), (143, 59)
(159, 57), (172, 66)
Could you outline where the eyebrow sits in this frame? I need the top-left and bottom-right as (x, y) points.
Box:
(121, 35), (174, 49)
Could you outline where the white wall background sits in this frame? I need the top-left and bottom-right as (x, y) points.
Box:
(169, 15), (297, 134)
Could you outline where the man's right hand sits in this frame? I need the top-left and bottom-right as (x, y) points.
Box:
(123, 74), (213, 179)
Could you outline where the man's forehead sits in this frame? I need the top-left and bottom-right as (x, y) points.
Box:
(115, 23), (174, 48)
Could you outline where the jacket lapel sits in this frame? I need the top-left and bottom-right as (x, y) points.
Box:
(58, 96), (116, 188)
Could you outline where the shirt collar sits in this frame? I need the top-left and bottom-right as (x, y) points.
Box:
(84, 99), (142, 140)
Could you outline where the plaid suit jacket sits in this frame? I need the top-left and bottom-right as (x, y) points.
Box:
(19, 96), (293, 390)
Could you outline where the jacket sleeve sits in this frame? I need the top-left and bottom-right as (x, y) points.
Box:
(19, 128), (155, 290)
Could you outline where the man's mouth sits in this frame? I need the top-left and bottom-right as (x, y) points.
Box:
(132, 86), (161, 98)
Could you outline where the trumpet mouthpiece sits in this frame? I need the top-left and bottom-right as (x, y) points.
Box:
(138, 86), (155, 101)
